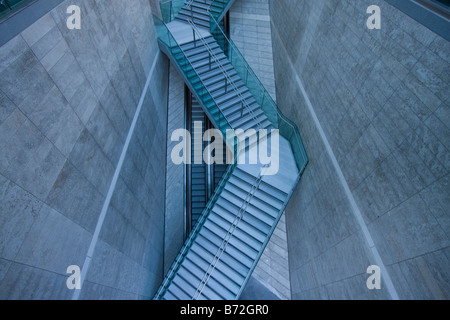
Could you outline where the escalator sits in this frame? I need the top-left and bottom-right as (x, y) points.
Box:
(187, 95), (229, 231)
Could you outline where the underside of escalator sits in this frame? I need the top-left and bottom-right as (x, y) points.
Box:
(187, 95), (228, 231)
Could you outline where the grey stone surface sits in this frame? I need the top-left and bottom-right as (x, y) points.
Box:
(14, 204), (92, 274)
(0, 262), (72, 300)
(230, 0), (276, 101)
(323, 273), (390, 300)
(0, 0), (168, 300)
(368, 194), (449, 265)
(68, 128), (115, 197)
(0, 174), (44, 261)
(239, 276), (280, 300)
(164, 64), (186, 275)
(0, 118), (66, 200)
(78, 280), (138, 300)
(0, 258), (10, 282)
(85, 102), (123, 166)
(387, 247), (450, 300)
(46, 160), (104, 233)
(85, 239), (146, 296)
(270, 0), (450, 300)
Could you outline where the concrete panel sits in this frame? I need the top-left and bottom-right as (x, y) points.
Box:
(85, 103), (123, 166)
(325, 273), (390, 300)
(68, 128), (115, 196)
(86, 240), (126, 290)
(99, 204), (129, 254)
(0, 262), (72, 300)
(0, 49), (52, 110)
(139, 267), (162, 300)
(45, 160), (104, 233)
(0, 36), (28, 72)
(40, 37), (69, 71)
(387, 248), (450, 300)
(99, 82), (130, 142)
(419, 174), (450, 239)
(271, 0), (450, 299)
(14, 205), (92, 274)
(1, 119), (66, 199)
(240, 277), (280, 300)
(369, 194), (449, 265)
(23, 14), (61, 51)
(69, 80), (98, 125)
(0, 258), (10, 282)
(0, 106), (27, 153)
(80, 280), (142, 300)
(0, 0), (167, 300)
(0, 174), (44, 260)
(163, 64), (185, 275)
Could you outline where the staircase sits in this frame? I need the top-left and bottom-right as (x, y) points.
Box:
(153, 0), (308, 300)
(174, 0), (233, 29)
(184, 35), (273, 131)
(189, 98), (228, 228)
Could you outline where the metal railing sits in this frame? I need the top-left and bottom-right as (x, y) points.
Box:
(209, 0), (231, 21)
(188, 19), (263, 130)
(153, 17), (245, 299)
(159, 0), (232, 24)
(154, 17), (236, 138)
(192, 164), (267, 299)
(153, 0), (309, 299)
(208, 11), (308, 175)
(160, 0), (186, 23)
(154, 134), (239, 300)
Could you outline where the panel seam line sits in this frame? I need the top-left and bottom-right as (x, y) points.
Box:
(271, 22), (399, 300)
(72, 51), (161, 300)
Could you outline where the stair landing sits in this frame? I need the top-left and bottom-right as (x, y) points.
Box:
(167, 20), (211, 45)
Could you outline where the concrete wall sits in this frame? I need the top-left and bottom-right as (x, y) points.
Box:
(163, 64), (185, 275)
(230, 0), (276, 101)
(270, 0), (449, 299)
(0, 0), (169, 299)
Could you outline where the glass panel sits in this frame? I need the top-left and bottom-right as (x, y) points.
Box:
(154, 16), (235, 141)
(209, 0), (231, 21)
(0, 0), (33, 19)
(153, 15), (240, 299)
(159, 0), (187, 23)
(415, 0), (450, 16)
(209, 15), (308, 173)
(153, 5), (307, 298)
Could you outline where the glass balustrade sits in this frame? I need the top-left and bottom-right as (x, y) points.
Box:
(209, 14), (308, 175)
(0, 0), (33, 19)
